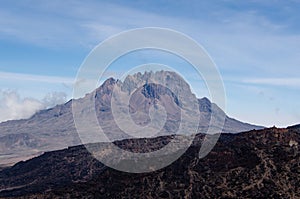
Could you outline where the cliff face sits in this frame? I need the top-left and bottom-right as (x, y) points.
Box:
(0, 125), (299, 198)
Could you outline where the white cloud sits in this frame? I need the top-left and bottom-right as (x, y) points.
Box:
(0, 71), (74, 84)
(243, 77), (300, 89)
(42, 92), (68, 108)
(0, 90), (43, 122)
(0, 90), (67, 123)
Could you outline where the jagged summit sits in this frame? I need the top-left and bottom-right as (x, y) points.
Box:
(119, 70), (192, 96)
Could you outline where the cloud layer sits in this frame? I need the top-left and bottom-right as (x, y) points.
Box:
(0, 90), (67, 123)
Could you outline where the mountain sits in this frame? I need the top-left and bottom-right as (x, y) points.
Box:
(0, 71), (263, 166)
(0, 125), (299, 198)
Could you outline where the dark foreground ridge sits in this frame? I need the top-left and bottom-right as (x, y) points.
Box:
(0, 125), (299, 198)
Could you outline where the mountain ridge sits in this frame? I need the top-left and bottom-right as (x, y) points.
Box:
(0, 70), (263, 166)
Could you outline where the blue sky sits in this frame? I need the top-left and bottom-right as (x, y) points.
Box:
(0, 0), (299, 127)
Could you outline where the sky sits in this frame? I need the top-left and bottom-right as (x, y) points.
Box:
(0, 0), (299, 127)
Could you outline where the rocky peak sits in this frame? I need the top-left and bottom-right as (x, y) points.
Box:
(121, 70), (192, 96)
(95, 77), (116, 96)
